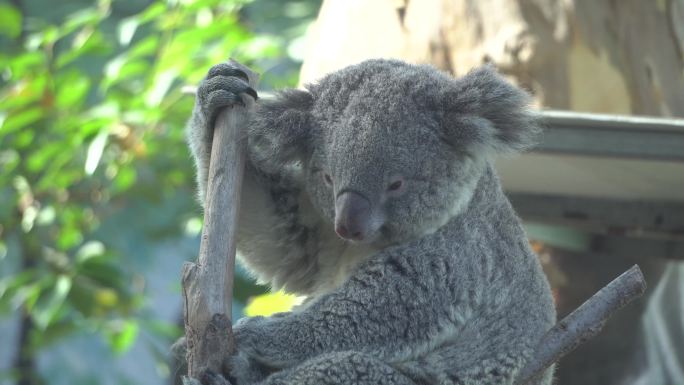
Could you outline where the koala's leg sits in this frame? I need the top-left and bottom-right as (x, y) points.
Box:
(259, 351), (416, 385)
(395, 323), (552, 385)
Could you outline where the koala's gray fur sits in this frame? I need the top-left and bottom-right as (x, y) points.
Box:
(185, 59), (556, 385)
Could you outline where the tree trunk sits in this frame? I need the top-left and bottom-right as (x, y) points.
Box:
(301, 0), (684, 117)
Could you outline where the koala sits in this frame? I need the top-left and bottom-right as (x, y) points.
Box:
(184, 59), (556, 385)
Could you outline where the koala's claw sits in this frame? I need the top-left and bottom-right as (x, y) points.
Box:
(198, 63), (258, 125)
(199, 76), (257, 103)
(204, 63), (258, 101)
(208, 63), (251, 83)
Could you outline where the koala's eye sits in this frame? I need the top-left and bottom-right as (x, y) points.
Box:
(324, 173), (333, 186)
(387, 179), (403, 192)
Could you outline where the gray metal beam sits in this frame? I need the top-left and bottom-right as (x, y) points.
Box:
(507, 193), (684, 236)
(537, 110), (684, 161)
(593, 235), (684, 260)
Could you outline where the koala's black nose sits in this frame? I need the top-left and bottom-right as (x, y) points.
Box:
(335, 191), (371, 241)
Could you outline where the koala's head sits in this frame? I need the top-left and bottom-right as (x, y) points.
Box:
(249, 59), (539, 246)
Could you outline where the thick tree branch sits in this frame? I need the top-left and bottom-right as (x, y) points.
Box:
(182, 60), (258, 381)
(515, 265), (647, 384)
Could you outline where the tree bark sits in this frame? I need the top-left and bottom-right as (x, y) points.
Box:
(516, 265), (646, 384)
(182, 60), (258, 380)
(301, 0), (684, 117)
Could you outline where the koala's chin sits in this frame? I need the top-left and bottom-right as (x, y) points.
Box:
(342, 231), (381, 246)
(375, 226), (423, 249)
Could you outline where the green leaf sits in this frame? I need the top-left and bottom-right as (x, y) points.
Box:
(37, 169), (81, 193)
(56, 28), (112, 68)
(26, 26), (59, 50)
(0, 270), (36, 307)
(105, 319), (139, 354)
(36, 205), (56, 226)
(75, 241), (105, 263)
(84, 102), (120, 120)
(33, 275), (72, 330)
(15, 275), (53, 312)
(102, 58), (150, 92)
(26, 142), (67, 173)
(60, 8), (103, 37)
(68, 277), (97, 316)
(55, 72), (91, 109)
(113, 166), (136, 192)
(41, 319), (80, 347)
(126, 35), (159, 59)
(118, 17), (139, 46)
(56, 226), (83, 250)
(0, 3), (22, 38)
(137, 2), (167, 24)
(3, 51), (44, 80)
(21, 205), (37, 232)
(85, 129), (109, 175)
(13, 129), (35, 149)
(144, 69), (177, 107)
(0, 107), (44, 135)
(76, 256), (125, 289)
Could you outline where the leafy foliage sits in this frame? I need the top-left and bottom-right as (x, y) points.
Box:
(0, 0), (319, 383)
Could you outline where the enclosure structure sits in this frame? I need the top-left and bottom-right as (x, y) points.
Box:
(504, 110), (684, 260)
(502, 110), (684, 384)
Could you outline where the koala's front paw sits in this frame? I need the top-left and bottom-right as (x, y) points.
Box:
(197, 62), (258, 126)
(224, 350), (277, 385)
(232, 316), (267, 357)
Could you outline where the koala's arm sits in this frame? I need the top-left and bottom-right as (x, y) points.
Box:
(185, 62), (259, 202)
(187, 63), (333, 297)
(231, 249), (458, 370)
(232, 247), (548, 385)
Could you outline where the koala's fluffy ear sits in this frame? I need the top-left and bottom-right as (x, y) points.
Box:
(439, 66), (541, 156)
(248, 88), (315, 172)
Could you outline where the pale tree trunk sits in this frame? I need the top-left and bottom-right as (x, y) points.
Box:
(302, 0), (684, 116)
(299, 1), (684, 384)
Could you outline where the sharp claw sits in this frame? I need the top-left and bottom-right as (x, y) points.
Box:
(232, 69), (250, 84)
(202, 77), (256, 102)
(208, 64), (250, 84)
(243, 87), (258, 101)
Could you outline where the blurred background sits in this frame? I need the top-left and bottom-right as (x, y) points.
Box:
(0, 1), (682, 385)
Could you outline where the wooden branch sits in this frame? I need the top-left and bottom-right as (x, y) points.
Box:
(182, 60), (258, 380)
(515, 264), (647, 385)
